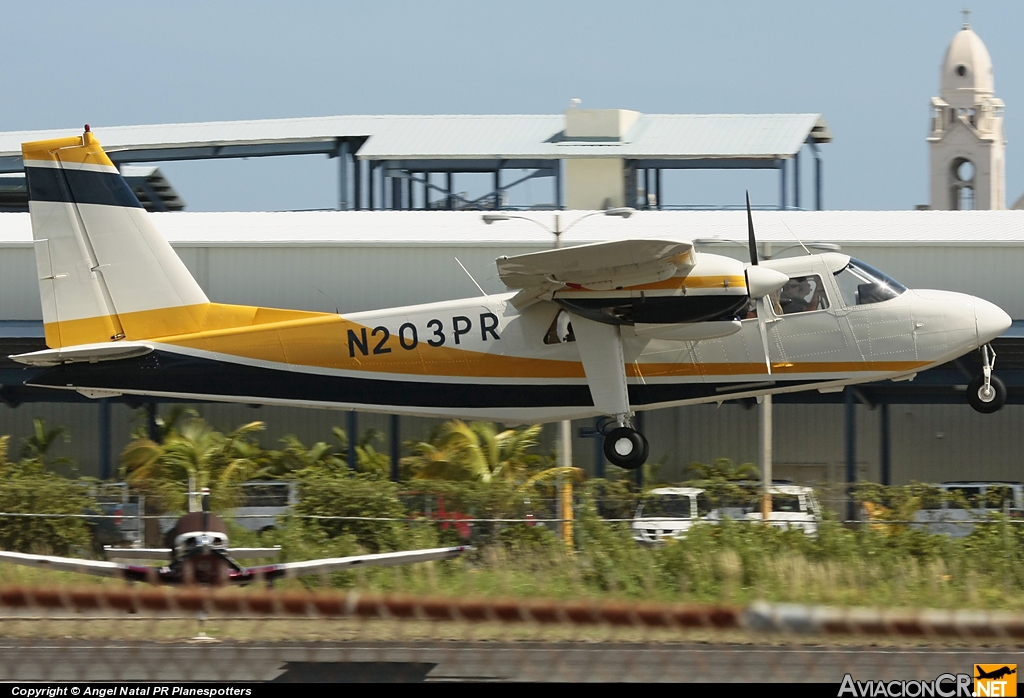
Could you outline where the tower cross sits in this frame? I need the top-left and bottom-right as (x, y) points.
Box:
(962, 8), (971, 28)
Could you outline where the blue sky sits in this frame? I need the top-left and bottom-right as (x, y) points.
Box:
(3, 1), (1022, 211)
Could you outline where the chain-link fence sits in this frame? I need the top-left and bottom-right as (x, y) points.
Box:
(0, 587), (1019, 682)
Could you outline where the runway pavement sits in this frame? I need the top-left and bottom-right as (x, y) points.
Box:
(0, 640), (1018, 682)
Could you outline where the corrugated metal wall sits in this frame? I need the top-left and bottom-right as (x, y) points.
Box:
(1, 231), (1022, 486)
(0, 248), (41, 320)
(2, 399), (1019, 488)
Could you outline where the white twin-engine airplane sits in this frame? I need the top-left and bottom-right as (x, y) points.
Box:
(10, 128), (1013, 470)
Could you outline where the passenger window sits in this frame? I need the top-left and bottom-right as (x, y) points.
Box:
(777, 275), (829, 315)
(544, 310), (575, 344)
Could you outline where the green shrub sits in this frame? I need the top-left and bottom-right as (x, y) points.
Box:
(0, 461), (98, 556)
(293, 470), (407, 553)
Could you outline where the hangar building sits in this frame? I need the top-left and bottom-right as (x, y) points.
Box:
(0, 208), (1021, 488)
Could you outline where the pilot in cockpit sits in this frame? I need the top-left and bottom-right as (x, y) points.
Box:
(778, 276), (827, 315)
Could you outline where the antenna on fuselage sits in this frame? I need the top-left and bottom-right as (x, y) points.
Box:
(312, 285), (342, 315)
(454, 257), (488, 297)
(778, 218), (812, 256)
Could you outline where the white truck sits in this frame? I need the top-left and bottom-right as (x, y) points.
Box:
(632, 484), (822, 544)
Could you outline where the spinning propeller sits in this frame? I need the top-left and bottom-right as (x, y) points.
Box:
(743, 192), (789, 375)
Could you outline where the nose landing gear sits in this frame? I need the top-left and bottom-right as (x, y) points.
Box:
(601, 421), (649, 470)
(967, 344), (1007, 413)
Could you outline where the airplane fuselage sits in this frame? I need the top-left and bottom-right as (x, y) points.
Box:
(25, 252), (1009, 423)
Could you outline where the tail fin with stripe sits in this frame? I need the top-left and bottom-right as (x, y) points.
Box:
(23, 127), (209, 348)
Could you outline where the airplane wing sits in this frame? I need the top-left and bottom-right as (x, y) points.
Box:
(103, 546), (281, 561)
(0, 549), (155, 581)
(236, 545), (470, 582)
(496, 239), (694, 292)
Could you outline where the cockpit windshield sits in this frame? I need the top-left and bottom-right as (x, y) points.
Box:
(833, 259), (907, 306)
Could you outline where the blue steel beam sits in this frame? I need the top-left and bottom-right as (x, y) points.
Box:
(779, 159), (787, 210)
(879, 403), (891, 486)
(631, 158), (783, 170)
(845, 387), (856, 521)
(390, 414), (400, 482)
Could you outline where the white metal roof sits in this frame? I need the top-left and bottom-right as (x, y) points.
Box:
(0, 209), (1023, 247)
(357, 113), (830, 160)
(0, 116), (386, 154)
(0, 113), (828, 164)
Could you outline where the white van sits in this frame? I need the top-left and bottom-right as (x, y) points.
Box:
(912, 482), (1024, 537)
(742, 485), (823, 536)
(631, 487), (712, 544)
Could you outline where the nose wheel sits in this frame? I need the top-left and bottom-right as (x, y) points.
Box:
(603, 425), (649, 470)
(967, 344), (1007, 413)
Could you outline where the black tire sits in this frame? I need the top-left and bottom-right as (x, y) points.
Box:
(603, 427), (647, 470)
(967, 374), (1007, 413)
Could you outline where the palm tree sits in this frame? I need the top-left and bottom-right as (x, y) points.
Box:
(687, 458), (760, 482)
(19, 419), (69, 465)
(331, 427), (390, 476)
(261, 434), (344, 478)
(121, 417), (266, 512)
(404, 420), (582, 487)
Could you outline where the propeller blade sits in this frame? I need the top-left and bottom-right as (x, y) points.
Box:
(746, 191), (758, 266)
(756, 298), (772, 375)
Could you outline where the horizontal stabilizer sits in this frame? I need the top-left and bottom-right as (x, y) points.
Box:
(225, 547), (281, 559)
(103, 546), (281, 561)
(497, 239), (694, 291)
(103, 547), (170, 561)
(10, 341), (153, 367)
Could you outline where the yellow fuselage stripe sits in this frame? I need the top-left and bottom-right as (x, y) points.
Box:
(45, 305), (926, 380)
(560, 275), (747, 293)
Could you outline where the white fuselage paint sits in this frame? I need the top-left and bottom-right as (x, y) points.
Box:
(47, 252), (1009, 424)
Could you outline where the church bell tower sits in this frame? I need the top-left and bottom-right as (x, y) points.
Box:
(928, 13), (1005, 210)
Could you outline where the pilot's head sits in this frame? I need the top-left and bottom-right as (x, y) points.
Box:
(781, 278), (810, 300)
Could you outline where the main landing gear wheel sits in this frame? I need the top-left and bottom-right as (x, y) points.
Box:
(967, 374), (1006, 413)
(603, 427), (649, 470)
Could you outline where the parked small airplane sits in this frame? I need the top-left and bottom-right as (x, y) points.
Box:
(0, 489), (467, 586)
(9, 128), (1013, 470)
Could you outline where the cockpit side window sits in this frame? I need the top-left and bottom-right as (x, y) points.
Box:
(833, 259), (907, 307)
(544, 310), (576, 344)
(743, 274), (830, 319)
(777, 275), (830, 315)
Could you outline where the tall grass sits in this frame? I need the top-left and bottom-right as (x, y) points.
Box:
(218, 492), (1024, 610)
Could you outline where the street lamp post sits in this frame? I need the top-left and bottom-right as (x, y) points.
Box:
(483, 208), (635, 549)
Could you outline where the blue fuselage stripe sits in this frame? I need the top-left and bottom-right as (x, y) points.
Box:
(27, 349), (820, 409)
